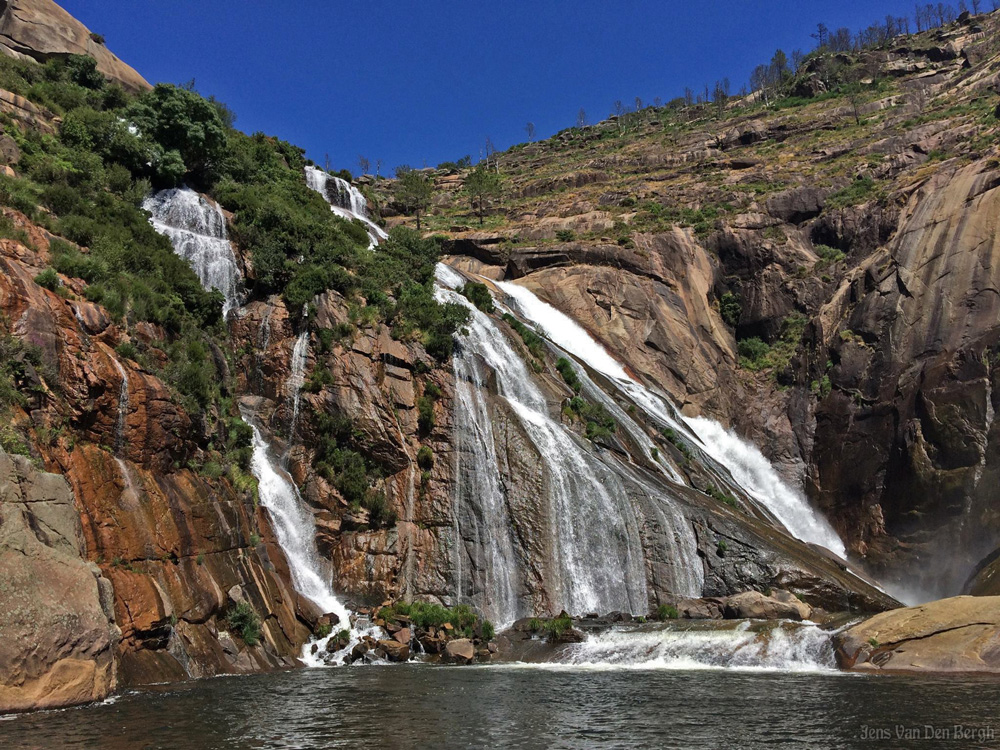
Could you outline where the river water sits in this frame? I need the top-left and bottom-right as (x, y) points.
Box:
(5, 667), (999, 750)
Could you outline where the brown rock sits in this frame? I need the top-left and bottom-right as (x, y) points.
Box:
(377, 639), (410, 662)
(0, 449), (117, 712)
(444, 638), (475, 664)
(393, 628), (411, 646)
(835, 597), (1000, 674)
(723, 591), (810, 621)
(0, 0), (151, 93)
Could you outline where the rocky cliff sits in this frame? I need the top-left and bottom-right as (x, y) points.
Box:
(0, 213), (310, 692)
(376, 9), (1000, 602)
(0, 447), (116, 712)
(2, 0), (1000, 711)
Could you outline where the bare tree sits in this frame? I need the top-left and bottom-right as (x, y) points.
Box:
(324, 153), (331, 172)
(915, 3), (924, 30)
(358, 155), (370, 175)
(791, 49), (805, 72)
(525, 121), (535, 141)
(653, 96), (663, 107)
(613, 100), (626, 134)
(576, 108), (587, 128)
(484, 137), (499, 173)
(812, 22), (830, 48)
(713, 80), (728, 118)
(684, 87), (694, 107)
(375, 158), (384, 180)
(635, 96), (643, 111)
(971, 0), (982, 13)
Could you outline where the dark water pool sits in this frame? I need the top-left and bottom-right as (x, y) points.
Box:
(3, 666), (1000, 749)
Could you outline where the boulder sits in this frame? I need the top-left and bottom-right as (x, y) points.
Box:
(766, 187), (829, 224)
(835, 597), (1000, 674)
(393, 628), (411, 646)
(376, 640), (410, 663)
(722, 591), (810, 621)
(444, 638), (476, 664)
(0, 0), (151, 93)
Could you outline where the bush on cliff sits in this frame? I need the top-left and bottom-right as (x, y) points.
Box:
(225, 601), (262, 647)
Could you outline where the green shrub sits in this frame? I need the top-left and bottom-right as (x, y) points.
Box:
(706, 485), (738, 508)
(34, 267), (60, 291)
(502, 313), (545, 360)
(555, 229), (576, 242)
(566, 396), (616, 441)
(827, 176), (877, 209)
(378, 601), (481, 637)
(815, 244), (846, 264)
(661, 428), (694, 462)
(738, 337), (771, 369)
(226, 601), (261, 646)
(719, 291), (741, 328)
(416, 445), (434, 470)
(555, 357), (581, 392)
(417, 382), (441, 434)
(481, 620), (496, 641)
(460, 282), (495, 313)
(115, 341), (138, 361)
(656, 604), (679, 620)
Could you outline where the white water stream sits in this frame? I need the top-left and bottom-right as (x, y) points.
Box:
(143, 188), (242, 317)
(305, 166), (389, 248)
(494, 279), (847, 558)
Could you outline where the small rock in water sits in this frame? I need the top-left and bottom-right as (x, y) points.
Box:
(377, 639), (410, 662)
(393, 628), (411, 646)
(444, 638), (475, 664)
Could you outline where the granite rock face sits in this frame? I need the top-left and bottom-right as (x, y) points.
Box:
(835, 596), (1000, 674)
(0, 448), (117, 712)
(0, 0), (150, 92)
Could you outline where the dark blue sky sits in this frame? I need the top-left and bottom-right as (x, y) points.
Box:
(62, 0), (917, 174)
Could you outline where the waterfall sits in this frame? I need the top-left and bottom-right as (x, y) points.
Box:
(683, 417), (846, 557)
(143, 188), (243, 317)
(495, 280), (847, 558)
(245, 418), (350, 625)
(437, 270), (649, 618)
(547, 621), (837, 673)
(451, 322), (524, 627)
(111, 356), (129, 455)
(304, 166), (389, 248)
(286, 331), (309, 452)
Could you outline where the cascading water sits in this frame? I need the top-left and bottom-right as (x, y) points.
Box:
(143, 188), (242, 317)
(437, 268), (649, 618)
(244, 418), (354, 655)
(549, 621), (838, 673)
(111, 356), (129, 454)
(304, 166), (389, 248)
(683, 417), (846, 557)
(495, 279), (847, 558)
(285, 331), (309, 454)
(148, 185), (363, 664)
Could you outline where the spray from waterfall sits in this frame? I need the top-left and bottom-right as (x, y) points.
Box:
(494, 279), (846, 558)
(305, 166), (389, 248)
(143, 188), (242, 317)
